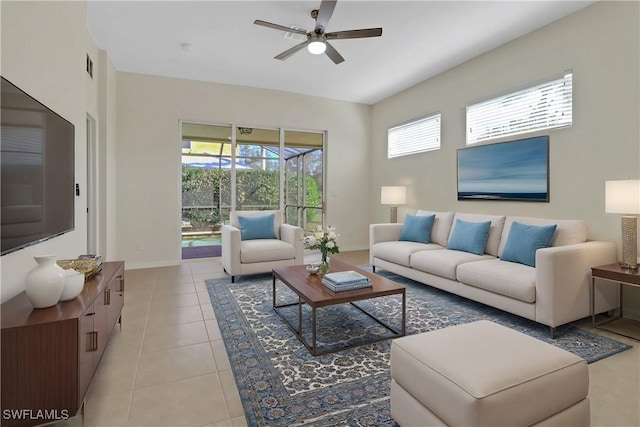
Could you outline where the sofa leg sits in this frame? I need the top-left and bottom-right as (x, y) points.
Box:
(231, 276), (235, 283)
(549, 327), (555, 339)
(372, 266), (376, 273)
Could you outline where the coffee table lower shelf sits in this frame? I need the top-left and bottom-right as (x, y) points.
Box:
(273, 297), (405, 356)
(272, 264), (406, 356)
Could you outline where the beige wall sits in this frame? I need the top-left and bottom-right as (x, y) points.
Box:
(1, 0), (638, 313)
(370, 1), (640, 315)
(0, 1), (117, 303)
(115, 73), (371, 268)
(98, 50), (119, 261)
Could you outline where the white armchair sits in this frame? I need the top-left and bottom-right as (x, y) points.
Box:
(221, 210), (304, 282)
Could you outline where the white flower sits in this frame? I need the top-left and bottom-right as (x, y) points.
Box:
(326, 241), (335, 249)
(328, 231), (337, 239)
(306, 236), (316, 246)
(316, 225), (323, 232)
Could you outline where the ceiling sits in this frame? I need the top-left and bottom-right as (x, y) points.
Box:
(87, 1), (593, 105)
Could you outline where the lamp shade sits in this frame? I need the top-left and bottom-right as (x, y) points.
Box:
(605, 180), (640, 214)
(381, 186), (406, 205)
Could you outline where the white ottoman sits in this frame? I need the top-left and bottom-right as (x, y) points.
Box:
(390, 320), (590, 427)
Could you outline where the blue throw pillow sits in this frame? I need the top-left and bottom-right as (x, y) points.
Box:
(238, 213), (277, 241)
(446, 219), (491, 255)
(399, 214), (435, 244)
(501, 222), (557, 267)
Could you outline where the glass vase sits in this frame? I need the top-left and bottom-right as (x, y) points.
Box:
(320, 254), (330, 274)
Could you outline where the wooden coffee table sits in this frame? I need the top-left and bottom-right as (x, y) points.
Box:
(272, 259), (406, 356)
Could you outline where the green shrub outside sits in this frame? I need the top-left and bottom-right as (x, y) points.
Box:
(182, 165), (320, 229)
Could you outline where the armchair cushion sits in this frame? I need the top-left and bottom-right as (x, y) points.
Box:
(231, 210), (282, 239)
(238, 213), (276, 240)
(240, 239), (296, 263)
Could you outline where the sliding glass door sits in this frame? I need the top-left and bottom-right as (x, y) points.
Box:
(181, 123), (324, 259)
(181, 123), (231, 258)
(284, 130), (323, 230)
(234, 127), (280, 211)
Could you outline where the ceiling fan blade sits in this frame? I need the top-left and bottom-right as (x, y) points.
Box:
(274, 40), (310, 61)
(254, 20), (308, 36)
(314, 0), (337, 34)
(326, 28), (383, 40)
(324, 41), (344, 64)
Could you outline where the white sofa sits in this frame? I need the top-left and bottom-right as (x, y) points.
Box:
(370, 210), (619, 335)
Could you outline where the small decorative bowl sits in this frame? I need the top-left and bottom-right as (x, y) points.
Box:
(306, 264), (321, 275)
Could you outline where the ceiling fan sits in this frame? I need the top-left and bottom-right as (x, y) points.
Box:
(254, 0), (382, 64)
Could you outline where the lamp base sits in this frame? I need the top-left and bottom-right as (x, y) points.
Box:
(619, 262), (639, 271)
(620, 216), (638, 270)
(390, 206), (398, 223)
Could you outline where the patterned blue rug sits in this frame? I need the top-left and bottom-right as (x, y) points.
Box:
(205, 268), (631, 427)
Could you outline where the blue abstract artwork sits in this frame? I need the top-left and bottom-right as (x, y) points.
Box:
(457, 136), (549, 201)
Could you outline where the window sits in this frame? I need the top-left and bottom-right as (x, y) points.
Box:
(466, 72), (572, 144)
(388, 113), (441, 158)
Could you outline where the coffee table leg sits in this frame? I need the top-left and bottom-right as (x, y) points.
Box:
(272, 274), (276, 309)
(402, 290), (406, 336)
(298, 295), (302, 336)
(312, 306), (317, 356)
(591, 277), (595, 327)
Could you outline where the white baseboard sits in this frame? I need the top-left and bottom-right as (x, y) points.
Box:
(126, 259), (181, 270)
(623, 306), (640, 321)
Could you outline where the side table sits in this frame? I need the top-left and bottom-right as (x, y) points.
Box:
(591, 263), (640, 341)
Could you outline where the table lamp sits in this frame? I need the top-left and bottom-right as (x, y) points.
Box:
(605, 180), (640, 269)
(381, 186), (406, 223)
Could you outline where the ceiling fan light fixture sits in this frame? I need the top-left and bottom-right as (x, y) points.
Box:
(307, 36), (326, 55)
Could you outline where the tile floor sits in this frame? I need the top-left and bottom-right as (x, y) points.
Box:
(56, 251), (639, 427)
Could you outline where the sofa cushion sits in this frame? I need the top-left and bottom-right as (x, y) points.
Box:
(416, 210), (455, 247)
(457, 259), (536, 303)
(452, 213), (506, 256)
(411, 249), (495, 281)
(501, 222), (557, 267)
(399, 214), (435, 244)
(238, 213), (277, 240)
(447, 219), (491, 255)
(373, 241), (441, 267)
(498, 217), (587, 256)
(240, 239), (295, 263)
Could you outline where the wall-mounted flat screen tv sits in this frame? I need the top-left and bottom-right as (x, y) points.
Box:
(1, 76), (75, 255)
(457, 136), (549, 202)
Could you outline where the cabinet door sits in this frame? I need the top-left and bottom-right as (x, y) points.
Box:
(93, 290), (109, 371)
(107, 273), (124, 332)
(78, 305), (96, 407)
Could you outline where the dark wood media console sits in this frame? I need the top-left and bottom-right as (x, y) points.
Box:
(1, 261), (125, 427)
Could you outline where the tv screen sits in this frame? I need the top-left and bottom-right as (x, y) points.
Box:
(1, 76), (75, 255)
(457, 136), (549, 202)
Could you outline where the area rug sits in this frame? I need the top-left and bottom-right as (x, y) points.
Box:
(205, 269), (631, 427)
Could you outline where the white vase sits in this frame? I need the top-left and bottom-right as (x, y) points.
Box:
(60, 269), (85, 301)
(25, 255), (65, 308)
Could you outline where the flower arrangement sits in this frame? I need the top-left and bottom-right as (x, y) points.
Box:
(304, 225), (340, 274)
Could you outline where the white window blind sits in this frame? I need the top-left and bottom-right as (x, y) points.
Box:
(388, 113), (441, 158)
(466, 72), (572, 144)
